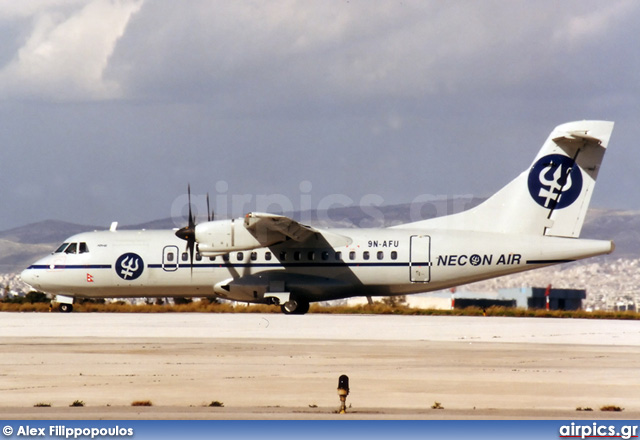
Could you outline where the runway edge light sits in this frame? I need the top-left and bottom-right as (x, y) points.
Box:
(337, 374), (349, 414)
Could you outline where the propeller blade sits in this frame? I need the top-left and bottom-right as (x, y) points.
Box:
(175, 184), (197, 275)
(187, 237), (195, 276)
(206, 193), (212, 222)
(187, 184), (195, 229)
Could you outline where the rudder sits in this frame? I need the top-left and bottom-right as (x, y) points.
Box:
(397, 120), (614, 237)
(531, 120), (613, 237)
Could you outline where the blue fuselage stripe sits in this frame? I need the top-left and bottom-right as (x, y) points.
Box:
(148, 262), (409, 269)
(27, 264), (112, 270)
(525, 259), (575, 264)
(28, 262), (410, 270)
(26, 260), (560, 271)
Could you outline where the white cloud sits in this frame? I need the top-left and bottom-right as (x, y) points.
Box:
(0, 0), (143, 101)
(1, 0), (638, 106)
(0, 0), (84, 20)
(552, 0), (637, 48)
(104, 0), (639, 110)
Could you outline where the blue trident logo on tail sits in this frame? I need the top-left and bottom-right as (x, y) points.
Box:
(527, 154), (583, 210)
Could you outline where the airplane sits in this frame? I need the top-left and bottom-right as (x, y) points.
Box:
(21, 120), (615, 314)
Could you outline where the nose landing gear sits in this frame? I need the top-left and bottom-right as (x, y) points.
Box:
(54, 295), (74, 313)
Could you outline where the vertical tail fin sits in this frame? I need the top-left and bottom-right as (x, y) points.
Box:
(399, 121), (614, 237)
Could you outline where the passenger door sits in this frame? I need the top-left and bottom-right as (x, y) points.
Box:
(409, 235), (431, 282)
(162, 246), (179, 272)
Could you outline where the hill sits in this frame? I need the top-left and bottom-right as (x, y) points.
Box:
(1, 204), (638, 274)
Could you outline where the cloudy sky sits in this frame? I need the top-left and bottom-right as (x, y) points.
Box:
(1, 0), (639, 230)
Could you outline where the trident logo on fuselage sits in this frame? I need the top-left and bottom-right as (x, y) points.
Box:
(115, 253), (144, 280)
(527, 154), (583, 210)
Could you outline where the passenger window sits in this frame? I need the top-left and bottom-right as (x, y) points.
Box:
(391, 251), (398, 260)
(279, 251), (287, 261)
(223, 254), (230, 262)
(65, 243), (77, 254)
(167, 252), (174, 262)
(377, 251), (384, 260)
(349, 251), (356, 260)
(321, 251), (329, 261)
(251, 252), (257, 261)
(363, 251), (370, 260)
(79, 242), (89, 254)
(308, 251), (315, 261)
(294, 251), (301, 261)
(265, 252), (272, 261)
(55, 243), (69, 253)
(196, 252), (202, 261)
(181, 252), (188, 262)
(209, 256), (216, 261)
(237, 252), (244, 261)
(335, 251), (342, 260)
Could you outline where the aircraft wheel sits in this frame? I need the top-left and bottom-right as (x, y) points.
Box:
(281, 299), (309, 315)
(296, 301), (310, 315)
(59, 303), (73, 313)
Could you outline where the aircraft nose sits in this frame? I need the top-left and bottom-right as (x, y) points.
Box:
(20, 267), (39, 288)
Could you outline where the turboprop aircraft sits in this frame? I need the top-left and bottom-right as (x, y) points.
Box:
(21, 121), (615, 314)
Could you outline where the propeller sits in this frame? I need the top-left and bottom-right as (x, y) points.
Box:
(175, 186), (216, 274)
(175, 184), (197, 273)
(206, 192), (214, 222)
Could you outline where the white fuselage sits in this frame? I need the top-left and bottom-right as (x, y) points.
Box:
(21, 227), (612, 303)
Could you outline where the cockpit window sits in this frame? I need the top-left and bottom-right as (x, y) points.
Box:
(65, 243), (78, 254)
(55, 242), (89, 254)
(55, 243), (70, 253)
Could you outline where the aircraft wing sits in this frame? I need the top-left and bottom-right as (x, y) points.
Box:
(244, 212), (352, 247)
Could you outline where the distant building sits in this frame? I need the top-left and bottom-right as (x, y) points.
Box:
(373, 286), (587, 311)
(498, 287), (586, 311)
(614, 301), (636, 312)
(403, 291), (513, 310)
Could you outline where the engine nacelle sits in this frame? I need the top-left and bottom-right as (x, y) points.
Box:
(195, 219), (284, 256)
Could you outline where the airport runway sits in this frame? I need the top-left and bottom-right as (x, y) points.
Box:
(0, 313), (639, 419)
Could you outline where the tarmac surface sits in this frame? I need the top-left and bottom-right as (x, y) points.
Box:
(1, 313), (639, 419)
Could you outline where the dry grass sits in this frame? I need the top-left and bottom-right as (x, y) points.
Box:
(33, 402), (51, 407)
(0, 303), (51, 312)
(1, 300), (639, 320)
(600, 405), (624, 412)
(131, 400), (153, 407)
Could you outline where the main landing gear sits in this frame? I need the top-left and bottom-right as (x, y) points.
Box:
(265, 292), (310, 315)
(58, 303), (73, 313)
(280, 299), (310, 315)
